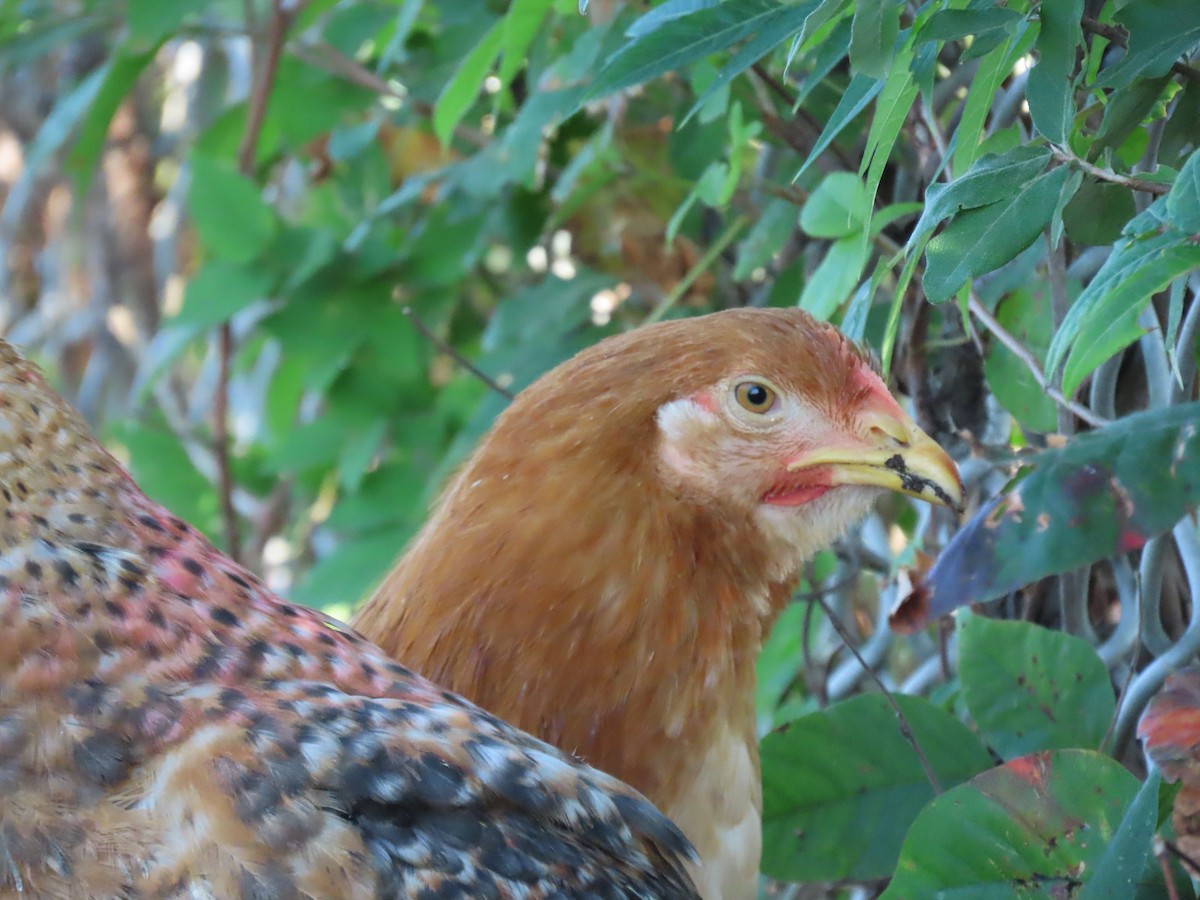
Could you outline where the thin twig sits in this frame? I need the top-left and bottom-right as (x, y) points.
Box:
(1163, 839), (1200, 887)
(816, 593), (944, 795)
(1081, 16), (1200, 83)
(1157, 836), (1183, 900)
(1045, 232), (1074, 436)
(214, 0), (298, 561)
(1050, 146), (1171, 196)
(401, 307), (514, 400)
(288, 42), (492, 149)
(213, 325), (240, 561)
(968, 293), (1111, 428)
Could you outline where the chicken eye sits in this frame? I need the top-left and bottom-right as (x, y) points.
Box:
(734, 381), (777, 414)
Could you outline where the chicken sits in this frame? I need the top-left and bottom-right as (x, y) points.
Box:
(353, 307), (964, 899)
(0, 338), (699, 898)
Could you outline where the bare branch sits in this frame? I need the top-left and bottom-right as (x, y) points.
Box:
(816, 593), (944, 795)
(968, 293), (1111, 428)
(1050, 146), (1171, 197)
(215, 0), (301, 561)
(402, 307), (514, 400)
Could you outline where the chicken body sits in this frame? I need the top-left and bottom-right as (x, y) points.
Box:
(0, 340), (698, 898)
(353, 308), (963, 898)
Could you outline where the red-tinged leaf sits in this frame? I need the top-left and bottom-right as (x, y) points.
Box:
(1139, 666), (1200, 785)
(882, 750), (1140, 898)
(891, 402), (1200, 632)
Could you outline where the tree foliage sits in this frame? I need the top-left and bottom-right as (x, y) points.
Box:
(1, 0), (1199, 892)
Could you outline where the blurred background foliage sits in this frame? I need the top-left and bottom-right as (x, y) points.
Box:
(1, 0), (1199, 893)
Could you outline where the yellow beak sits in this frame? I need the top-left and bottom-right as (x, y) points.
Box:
(786, 412), (964, 512)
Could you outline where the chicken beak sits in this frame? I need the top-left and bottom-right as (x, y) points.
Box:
(785, 413), (964, 512)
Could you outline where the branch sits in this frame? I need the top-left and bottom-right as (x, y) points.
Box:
(401, 307), (514, 400)
(287, 41), (491, 149)
(968, 293), (1111, 428)
(1081, 15), (1200, 83)
(215, 0), (299, 562)
(1051, 145), (1171, 196)
(816, 593), (943, 795)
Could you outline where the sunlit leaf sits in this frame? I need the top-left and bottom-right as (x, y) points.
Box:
(983, 288), (1059, 433)
(798, 233), (867, 319)
(923, 166), (1069, 302)
(800, 172), (867, 238)
(908, 146), (1052, 251)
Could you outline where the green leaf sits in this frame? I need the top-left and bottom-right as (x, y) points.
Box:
(1097, 0), (1200, 89)
(176, 260), (277, 328)
(798, 234), (867, 320)
(952, 24), (1032, 173)
(734, 198), (797, 280)
(1167, 148), (1200, 232)
(918, 7), (1024, 43)
(755, 600), (809, 733)
(1026, 0), (1082, 144)
(911, 402), (1200, 619)
(908, 146), (1052, 251)
(849, 0), (899, 79)
(588, 0), (790, 101)
(883, 751), (1139, 897)
(128, 0), (209, 45)
(187, 156), (277, 262)
(761, 694), (991, 882)
(860, 47), (917, 243)
(800, 172), (867, 238)
(66, 43), (160, 199)
(1062, 180), (1138, 246)
(1092, 75), (1173, 161)
(1048, 200), (1200, 394)
(958, 613), (1115, 760)
(984, 288), (1059, 432)
(498, 0), (555, 88)
(290, 526), (414, 612)
(1079, 771), (1162, 900)
(625, 0), (723, 38)
(681, 0), (824, 125)
(434, 19), (504, 147)
(794, 73), (882, 179)
(1060, 240), (1200, 395)
(923, 166), (1069, 302)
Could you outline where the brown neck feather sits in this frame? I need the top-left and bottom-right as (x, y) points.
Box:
(355, 387), (795, 806)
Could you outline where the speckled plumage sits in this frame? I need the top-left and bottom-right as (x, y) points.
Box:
(0, 340), (697, 899)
